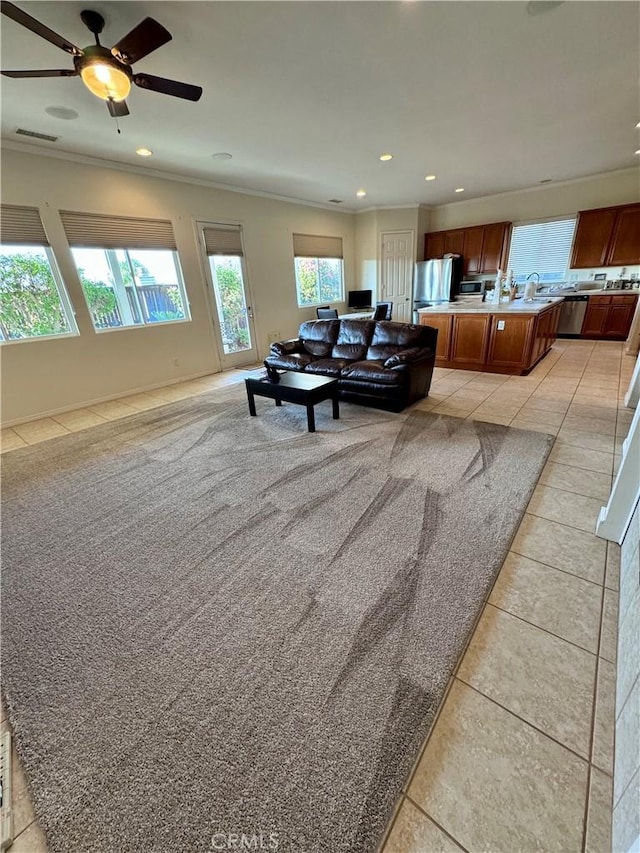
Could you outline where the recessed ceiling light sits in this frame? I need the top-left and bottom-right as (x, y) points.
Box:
(635, 150), (640, 155)
(455, 187), (465, 193)
(379, 154), (393, 161)
(212, 152), (232, 160)
(636, 122), (640, 128)
(425, 174), (436, 181)
(45, 106), (79, 120)
(356, 189), (367, 198)
(136, 147), (153, 157)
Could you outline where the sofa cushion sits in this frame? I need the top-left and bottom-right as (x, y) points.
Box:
(366, 321), (430, 360)
(341, 360), (403, 385)
(331, 319), (375, 360)
(266, 352), (315, 371)
(305, 358), (352, 377)
(299, 320), (340, 357)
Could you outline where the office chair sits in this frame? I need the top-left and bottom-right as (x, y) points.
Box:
(373, 301), (393, 321)
(316, 307), (339, 319)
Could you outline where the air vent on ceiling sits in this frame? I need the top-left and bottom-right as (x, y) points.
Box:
(328, 199), (344, 204)
(15, 128), (58, 142)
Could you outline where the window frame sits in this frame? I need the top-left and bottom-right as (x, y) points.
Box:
(293, 255), (345, 309)
(0, 243), (79, 345)
(506, 215), (577, 286)
(71, 246), (191, 333)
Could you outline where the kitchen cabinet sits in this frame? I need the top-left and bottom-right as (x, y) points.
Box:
(424, 221), (511, 275)
(422, 314), (452, 361)
(608, 206), (640, 265)
(481, 222), (512, 274)
(450, 315), (490, 366)
(581, 294), (638, 340)
(424, 232), (446, 260)
(418, 302), (559, 374)
(570, 203), (640, 268)
(463, 226), (484, 274)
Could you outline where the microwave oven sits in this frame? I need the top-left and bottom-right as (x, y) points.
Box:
(459, 280), (485, 296)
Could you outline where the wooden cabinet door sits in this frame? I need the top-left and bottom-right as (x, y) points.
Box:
(581, 303), (610, 337)
(481, 223), (510, 273)
(420, 314), (452, 360)
(444, 230), (465, 256)
(425, 232), (446, 260)
(570, 209), (617, 268)
(463, 227), (484, 275)
(604, 305), (635, 338)
(607, 205), (640, 265)
(450, 314), (490, 365)
(487, 316), (533, 369)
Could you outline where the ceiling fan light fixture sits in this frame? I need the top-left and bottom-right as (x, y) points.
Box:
(77, 47), (131, 102)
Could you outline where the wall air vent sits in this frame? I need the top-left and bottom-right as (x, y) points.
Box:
(328, 199), (343, 204)
(15, 128), (58, 142)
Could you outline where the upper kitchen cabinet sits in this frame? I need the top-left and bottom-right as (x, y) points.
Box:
(608, 205), (640, 265)
(444, 230), (465, 256)
(462, 226), (484, 274)
(424, 232), (446, 260)
(480, 222), (511, 273)
(424, 221), (511, 275)
(570, 203), (640, 268)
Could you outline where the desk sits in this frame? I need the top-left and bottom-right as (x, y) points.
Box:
(337, 311), (374, 320)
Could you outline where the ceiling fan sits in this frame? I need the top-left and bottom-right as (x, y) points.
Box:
(0, 1), (203, 118)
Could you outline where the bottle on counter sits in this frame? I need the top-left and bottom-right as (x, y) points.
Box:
(493, 269), (504, 304)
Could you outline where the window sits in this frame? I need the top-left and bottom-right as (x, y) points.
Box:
(507, 217), (576, 285)
(61, 211), (190, 330)
(203, 225), (253, 355)
(293, 233), (344, 307)
(0, 205), (77, 342)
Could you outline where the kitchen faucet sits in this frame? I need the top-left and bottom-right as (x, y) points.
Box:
(526, 272), (541, 292)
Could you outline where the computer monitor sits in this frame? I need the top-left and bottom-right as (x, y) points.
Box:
(347, 289), (373, 309)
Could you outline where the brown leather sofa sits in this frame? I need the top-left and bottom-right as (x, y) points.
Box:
(265, 319), (438, 412)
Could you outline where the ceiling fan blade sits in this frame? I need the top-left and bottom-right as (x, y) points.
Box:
(133, 73), (202, 102)
(106, 99), (130, 118)
(111, 18), (172, 65)
(2, 69), (78, 78)
(1, 1), (82, 56)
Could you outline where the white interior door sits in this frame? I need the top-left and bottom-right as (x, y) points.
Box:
(380, 230), (415, 323)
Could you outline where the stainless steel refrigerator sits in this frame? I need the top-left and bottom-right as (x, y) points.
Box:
(413, 257), (463, 321)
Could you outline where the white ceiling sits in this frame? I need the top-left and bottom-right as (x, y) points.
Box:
(1, 1), (638, 211)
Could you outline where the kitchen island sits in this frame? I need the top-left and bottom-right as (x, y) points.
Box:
(417, 298), (564, 375)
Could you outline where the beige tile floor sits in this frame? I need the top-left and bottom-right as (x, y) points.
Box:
(1, 341), (634, 852)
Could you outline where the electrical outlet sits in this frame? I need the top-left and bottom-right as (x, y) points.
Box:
(267, 331), (281, 344)
(497, 320), (505, 331)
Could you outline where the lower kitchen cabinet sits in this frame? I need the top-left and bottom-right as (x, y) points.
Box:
(581, 294), (638, 340)
(450, 314), (490, 366)
(419, 304), (560, 375)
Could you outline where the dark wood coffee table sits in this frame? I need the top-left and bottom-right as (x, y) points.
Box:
(244, 371), (339, 432)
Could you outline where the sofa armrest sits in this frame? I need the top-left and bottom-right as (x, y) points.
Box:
(384, 347), (428, 368)
(270, 338), (303, 356)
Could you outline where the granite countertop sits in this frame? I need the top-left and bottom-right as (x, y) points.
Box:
(417, 297), (565, 316)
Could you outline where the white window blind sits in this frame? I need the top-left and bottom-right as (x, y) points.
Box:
(60, 211), (177, 250)
(0, 205), (49, 245)
(507, 217), (576, 283)
(293, 233), (343, 259)
(203, 225), (243, 256)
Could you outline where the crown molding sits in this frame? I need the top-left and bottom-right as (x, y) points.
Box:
(1, 138), (360, 214)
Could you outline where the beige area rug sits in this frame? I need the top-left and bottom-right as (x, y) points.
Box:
(1, 385), (553, 853)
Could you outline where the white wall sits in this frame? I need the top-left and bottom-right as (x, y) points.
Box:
(1, 149), (355, 425)
(429, 168), (639, 231)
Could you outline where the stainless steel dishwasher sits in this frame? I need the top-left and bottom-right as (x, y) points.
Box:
(557, 294), (589, 337)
